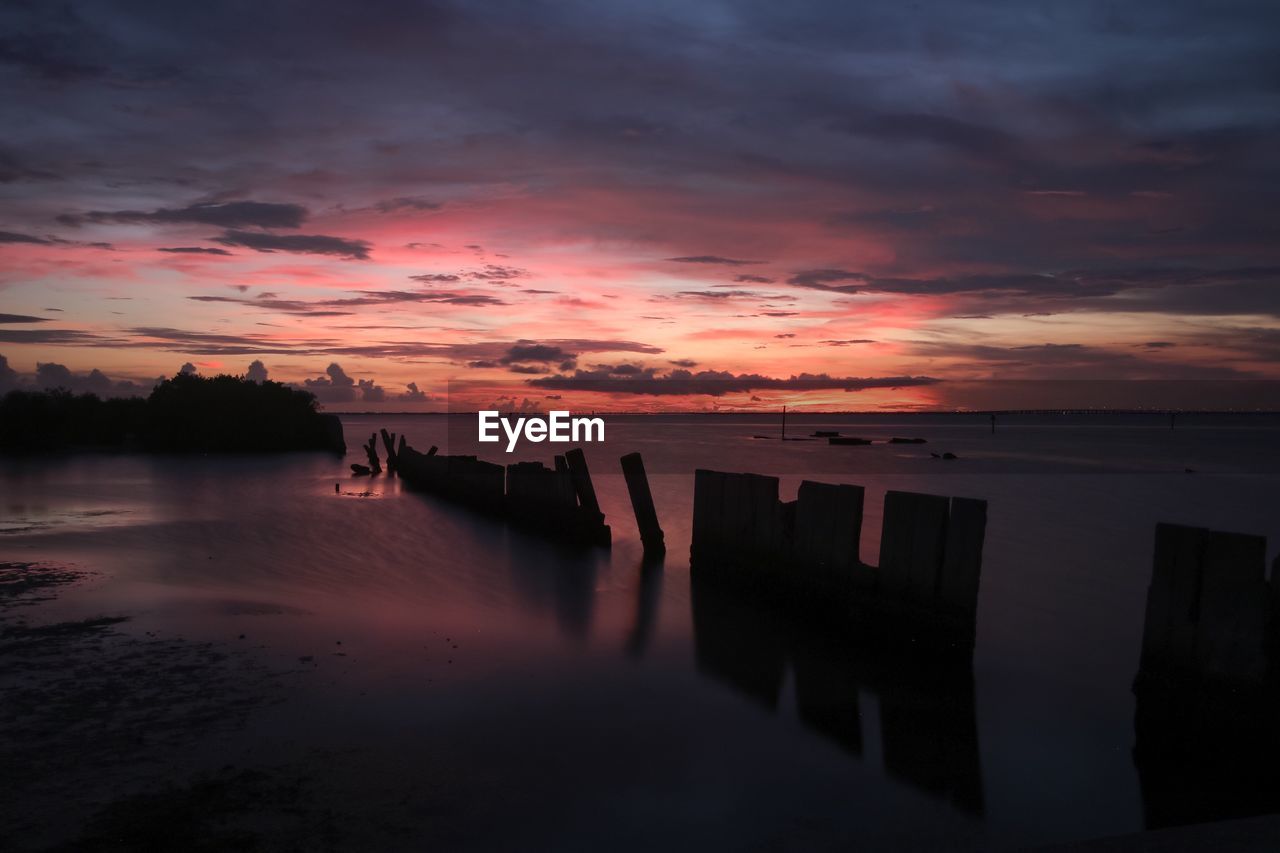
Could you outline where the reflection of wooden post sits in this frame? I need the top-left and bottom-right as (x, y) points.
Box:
(621, 452), (665, 557)
(565, 448), (601, 518)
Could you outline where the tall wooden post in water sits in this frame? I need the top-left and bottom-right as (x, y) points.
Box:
(621, 452), (665, 558)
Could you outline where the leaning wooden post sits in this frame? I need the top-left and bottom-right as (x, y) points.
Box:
(565, 448), (602, 518)
(621, 452), (665, 558)
(380, 428), (398, 471)
(364, 433), (382, 474)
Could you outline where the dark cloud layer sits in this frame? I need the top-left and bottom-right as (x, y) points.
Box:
(158, 246), (233, 256)
(784, 266), (1280, 317)
(0, 230), (57, 244)
(211, 230), (371, 260)
(531, 368), (937, 396)
(666, 256), (764, 266)
(58, 201), (308, 229)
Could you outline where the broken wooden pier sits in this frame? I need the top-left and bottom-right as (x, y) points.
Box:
(690, 469), (987, 653)
(394, 439), (611, 547)
(1131, 523), (1280, 824)
(1136, 522), (1276, 690)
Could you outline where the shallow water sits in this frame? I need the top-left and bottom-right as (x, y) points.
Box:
(3, 413), (1280, 850)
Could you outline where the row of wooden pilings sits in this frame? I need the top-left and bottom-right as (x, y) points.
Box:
(360, 430), (1280, 702)
(381, 436), (666, 552)
(691, 471), (987, 652)
(366, 429), (989, 652)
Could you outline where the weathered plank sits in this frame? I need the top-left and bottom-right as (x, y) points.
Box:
(621, 452), (665, 557)
(1195, 530), (1269, 683)
(564, 448), (601, 518)
(939, 497), (987, 614)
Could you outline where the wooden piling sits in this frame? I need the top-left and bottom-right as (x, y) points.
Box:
(363, 433), (382, 474)
(939, 497), (987, 614)
(878, 491), (948, 599)
(690, 468), (988, 652)
(793, 480), (864, 592)
(1138, 523), (1270, 684)
(564, 448), (601, 518)
(621, 452), (665, 557)
(380, 428), (398, 470)
(1197, 530), (1269, 682)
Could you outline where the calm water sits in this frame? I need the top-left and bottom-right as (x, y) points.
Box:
(4, 413), (1280, 850)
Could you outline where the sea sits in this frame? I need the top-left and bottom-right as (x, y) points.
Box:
(3, 412), (1280, 850)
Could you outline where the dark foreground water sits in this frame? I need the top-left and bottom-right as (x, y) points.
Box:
(3, 413), (1280, 850)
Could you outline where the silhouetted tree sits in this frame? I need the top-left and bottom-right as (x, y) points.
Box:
(0, 389), (146, 451)
(1, 373), (344, 454)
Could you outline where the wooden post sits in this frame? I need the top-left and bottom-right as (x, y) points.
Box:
(380, 428), (398, 470)
(1196, 530), (1268, 682)
(878, 491), (948, 599)
(363, 433), (381, 474)
(939, 497), (987, 614)
(564, 448), (601, 518)
(794, 481), (864, 591)
(1139, 523), (1270, 684)
(692, 469), (725, 563)
(621, 452), (665, 557)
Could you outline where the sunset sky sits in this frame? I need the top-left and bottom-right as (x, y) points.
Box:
(2, 1), (1278, 410)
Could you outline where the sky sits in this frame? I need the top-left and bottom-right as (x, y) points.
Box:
(1, 0), (1278, 411)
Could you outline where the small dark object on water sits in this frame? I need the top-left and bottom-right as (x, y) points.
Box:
(1185, 467), (1195, 473)
(350, 463), (371, 476)
(334, 482), (340, 493)
(943, 452), (958, 460)
(889, 437), (927, 444)
(829, 436), (872, 445)
(812, 430), (840, 438)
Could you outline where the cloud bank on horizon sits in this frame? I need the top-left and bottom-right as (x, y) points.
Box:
(1, 0), (1278, 409)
